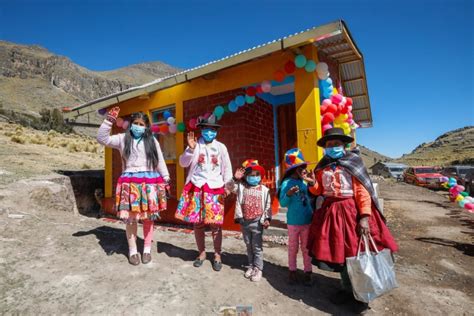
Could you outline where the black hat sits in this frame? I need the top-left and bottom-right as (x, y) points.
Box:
(317, 127), (354, 147)
(196, 114), (221, 129)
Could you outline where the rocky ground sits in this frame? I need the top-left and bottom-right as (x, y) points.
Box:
(0, 122), (473, 315)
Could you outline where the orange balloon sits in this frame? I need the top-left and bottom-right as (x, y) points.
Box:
(273, 70), (285, 82)
(160, 124), (169, 133)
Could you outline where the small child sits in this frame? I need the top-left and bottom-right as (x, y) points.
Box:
(229, 159), (272, 282)
(278, 148), (314, 286)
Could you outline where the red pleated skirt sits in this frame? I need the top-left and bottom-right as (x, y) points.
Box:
(307, 196), (398, 266)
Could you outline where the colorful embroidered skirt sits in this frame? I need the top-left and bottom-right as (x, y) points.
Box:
(175, 182), (225, 225)
(115, 171), (167, 223)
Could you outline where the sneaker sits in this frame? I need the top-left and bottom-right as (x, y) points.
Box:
(303, 272), (312, 287)
(244, 266), (254, 279)
(288, 270), (298, 285)
(250, 268), (262, 282)
(142, 253), (152, 264)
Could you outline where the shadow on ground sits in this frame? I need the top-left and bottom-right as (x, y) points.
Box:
(415, 237), (474, 256)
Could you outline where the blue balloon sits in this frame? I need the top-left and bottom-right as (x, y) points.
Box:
(294, 55), (307, 68)
(163, 111), (171, 119)
(245, 95), (256, 104)
(235, 95), (245, 107)
(305, 60), (316, 72)
(214, 105), (225, 117)
(228, 100), (238, 112)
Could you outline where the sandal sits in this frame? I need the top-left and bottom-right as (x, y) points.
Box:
(212, 260), (222, 272)
(128, 254), (140, 266)
(193, 258), (205, 267)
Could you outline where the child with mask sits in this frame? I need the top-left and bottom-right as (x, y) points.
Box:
(306, 127), (398, 311)
(229, 160), (272, 282)
(97, 107), (170, 265)
(278, 148), (314, 286)
(175, 115), (232, 272)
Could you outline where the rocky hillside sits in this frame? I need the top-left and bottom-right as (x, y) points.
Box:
(0, 40), (179, 120)
(397, 126), (474, 166)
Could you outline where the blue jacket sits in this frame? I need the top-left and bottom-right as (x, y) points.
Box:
(279, 178), (313, 225)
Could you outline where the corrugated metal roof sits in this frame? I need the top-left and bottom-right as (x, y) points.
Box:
(65, 20), (373, 127)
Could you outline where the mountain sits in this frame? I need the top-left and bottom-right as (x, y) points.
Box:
(358, 144), (391, 168)
(396, 126), (474, 166)
(0, 40), (179, 123)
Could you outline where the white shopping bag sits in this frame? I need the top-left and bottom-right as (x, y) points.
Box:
(346, 234), (398, 303)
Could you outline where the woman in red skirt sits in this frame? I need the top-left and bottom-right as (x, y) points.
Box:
(306, 127), (398, 309)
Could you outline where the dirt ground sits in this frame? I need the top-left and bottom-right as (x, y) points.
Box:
(0, 122), (473, 315)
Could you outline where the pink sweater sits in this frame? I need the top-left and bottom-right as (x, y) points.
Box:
(97, 120), (170, 180)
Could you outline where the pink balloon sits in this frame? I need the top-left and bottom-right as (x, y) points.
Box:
(465, 203), (474, 210)
(322, 99), (332, 106)
(454, 185), (465, 192)
(331, 94), (344, 105)
(203, 112), (211, 119)
(347, 106), (353, 113)
(151, 125), (160, 133)
(348, 113), (353, 120)
(169, 124), (177, 134)
(121, 120), (129, 129)
(116, 117), (123, 127)
(322, 124), (332, 132)
(261, 80), (272, 93)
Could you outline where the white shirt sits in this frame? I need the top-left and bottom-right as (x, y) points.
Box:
(190, 139), (225, 188)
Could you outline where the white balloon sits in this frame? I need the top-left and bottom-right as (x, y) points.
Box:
(316, 62), (329, 72)
(317, 70), (330, 80)
(167, 117), (175, 124)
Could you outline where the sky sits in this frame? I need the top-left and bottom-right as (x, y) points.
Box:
(1, 0), (473, 158)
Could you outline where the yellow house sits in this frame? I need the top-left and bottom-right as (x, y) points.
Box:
(64, 20), (373, 230)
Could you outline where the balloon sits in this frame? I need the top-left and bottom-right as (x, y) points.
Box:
(316, 62), (328, 73)
(177, 122), (186, 132)
(188, 118), (197, 130)
(317, 70), (330, 80)
(465, 203), (474, 210)
(294, 54), (307, 68)
(273, 70), (285, 82)
(235, 95), (246, 107)
(305, 60), (316, 72)
(168, 124), (177, 134)
(160, 124), (169, 134)
(261, 80), (272, 93)
(459, 199), (468, 208)
(343, 126), (351, 135)
(116, 117), (123, 127)
(345, 97), (353, 106)
(214, 105), (225, 117)
(163, 111), (172, 119)
(229, 101), (238, 112)
(98, 108), (107, 115)
(347, 112), (353, 120)
(440, 176), (449, 183)
(454, 185), (465, 192)
(326, 104), (338, 114)
(460, 192), (469, 197)
(245, 95), (256, 104)
(167, 117), (176, 124)
(455, 195), (464, 202)
(322, 124), (332, 133)
(331, 94), (344, 105)
(203, 112), (212, 119)
(246, 86), (257, 97)
(322, 99), (332, 106)
(321, 113), (335, 125)
(121, 120), (129, 129)
(341, 122), (350, 130)
(284, 60), (296, 74)
(334, 114), (348, 124)
(320, 105), (328, 114)
(256, 85), (263, 94)
(151, 125), (160, 133)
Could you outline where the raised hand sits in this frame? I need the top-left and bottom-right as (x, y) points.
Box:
(303, 169), (316, 185)
(187, 131), (197, 149)
(234, 167), (246, 180)
(106, 106), (120, 123)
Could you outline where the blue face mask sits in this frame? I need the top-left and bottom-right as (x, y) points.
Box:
(246, 175), (261, 186)
(201, 128), (217, 142)
(325, 146), (345, 159)
(130, 124), (146, 139)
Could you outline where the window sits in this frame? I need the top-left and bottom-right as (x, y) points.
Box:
(150, 106), (176, 160)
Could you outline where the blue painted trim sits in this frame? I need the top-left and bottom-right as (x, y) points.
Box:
(273, 105), (280, 189)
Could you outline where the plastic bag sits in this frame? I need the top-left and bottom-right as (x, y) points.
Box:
(346, 234), (398, 303)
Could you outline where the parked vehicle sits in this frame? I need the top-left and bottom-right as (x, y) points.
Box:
(441, 165), (474, 186)
(370, 162), (408, 179)
(463, 169), (474, 196)
(403, 166), (443, 188)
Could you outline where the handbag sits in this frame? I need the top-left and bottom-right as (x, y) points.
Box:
(346, 234), (398, 303)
